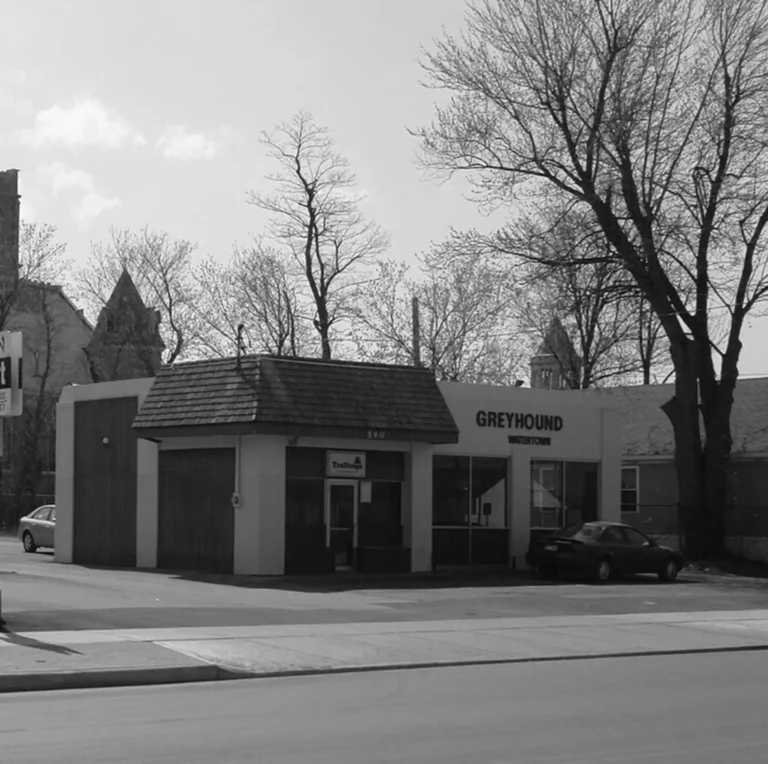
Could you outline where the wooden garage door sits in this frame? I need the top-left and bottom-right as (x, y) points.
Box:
(157, 448), (236, 573)
(73, 397), (138, 567)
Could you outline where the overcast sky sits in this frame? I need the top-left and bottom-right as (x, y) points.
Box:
(1, 0), (765, 377)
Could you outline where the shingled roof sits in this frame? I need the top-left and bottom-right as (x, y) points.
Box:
(585, 377), (768, 456)
(132, 355), (459, 443)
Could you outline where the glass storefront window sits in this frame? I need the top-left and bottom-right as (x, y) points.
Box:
(432, 455), (510, 567)
(285, 479), (325, 526)
(432, 455), (470, 526)
(530, 461), (564, 529)
(470, 457), (508, 528)
(530, 461), (600, 529)
(358, 481), (403, 548)
(564, 462), (599, 525)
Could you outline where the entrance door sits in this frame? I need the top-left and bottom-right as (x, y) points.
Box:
(327, 480), (357, 571)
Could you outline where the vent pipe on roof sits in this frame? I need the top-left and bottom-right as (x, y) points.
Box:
(411, 296), (421, 368)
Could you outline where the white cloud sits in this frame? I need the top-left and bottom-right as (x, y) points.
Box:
(36, 162), (121, 228)
(36, 163), (93, 194)
(73, 193), (121, 229)
(156, 125), (223, 160)
(21, 98), (145, 150)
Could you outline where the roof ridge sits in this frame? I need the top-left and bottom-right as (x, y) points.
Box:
(260, 355), (430, 372)
(162, 354), (431, 374)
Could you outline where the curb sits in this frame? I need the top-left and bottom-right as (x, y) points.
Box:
(216, 642), (768, 681)
(3, 643), (767, 693)
(0, 663), (248, 694)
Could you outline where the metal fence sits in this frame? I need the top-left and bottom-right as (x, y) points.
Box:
(624, 504), (683, 551)
(725, 505), (768, 538)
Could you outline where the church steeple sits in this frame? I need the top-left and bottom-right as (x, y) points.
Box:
(530, 317), (582, 389)
(84, 269), (165, 381)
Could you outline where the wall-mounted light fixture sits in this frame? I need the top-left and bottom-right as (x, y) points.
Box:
(101, 436), (110, 447)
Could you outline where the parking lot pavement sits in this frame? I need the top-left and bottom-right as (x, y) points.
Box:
(3, 537), (768, 633)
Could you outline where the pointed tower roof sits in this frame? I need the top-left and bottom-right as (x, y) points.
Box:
(104, 268), (147, 314)
(536, 316), (577, 358)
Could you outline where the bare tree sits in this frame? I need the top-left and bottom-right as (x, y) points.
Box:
(77, 227), (200, 363)
(196, 242), (311, 358)
(510, 210), (671, 387)
(9, 285), (55, 522)
(354, 250), (524, 384)
(0, 221), (69, 330)
(517, 264), (636, 388)
(2, 222), (70, 526)
(248, 112), (389, 360)
(415, 0), (768, 557)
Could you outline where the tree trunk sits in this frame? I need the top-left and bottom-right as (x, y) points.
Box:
(662, 338), (736, 560)
(700, 380), (736, 558)
(661, 339), (706, 559)
(315, 303), (332, 360)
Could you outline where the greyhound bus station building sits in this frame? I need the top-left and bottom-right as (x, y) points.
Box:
(54, 355), (623, 576)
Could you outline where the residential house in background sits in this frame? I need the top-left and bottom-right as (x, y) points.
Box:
(591, 379), (768, 557)
(0, 168), (164, 524)
(529, 319), (768, 557)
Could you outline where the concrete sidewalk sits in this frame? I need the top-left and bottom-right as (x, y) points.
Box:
(3, 609), (768, 692)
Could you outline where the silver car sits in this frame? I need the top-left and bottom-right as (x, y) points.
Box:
(18, 505), (55, 553)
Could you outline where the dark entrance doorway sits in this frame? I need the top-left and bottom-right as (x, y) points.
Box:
(327, 480), (357, 570)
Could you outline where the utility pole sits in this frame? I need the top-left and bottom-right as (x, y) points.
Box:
(411, 296), (421, 368)
(235, 324), (246, 370)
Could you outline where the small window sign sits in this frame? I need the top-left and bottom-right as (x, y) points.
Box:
(326, 451), (367, 478)
(360, 481), (372, 503)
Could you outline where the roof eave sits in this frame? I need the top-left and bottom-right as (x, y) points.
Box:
(133, 419), (459, 444)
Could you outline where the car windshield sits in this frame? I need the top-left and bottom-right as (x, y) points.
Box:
(553, 523), (603, 540)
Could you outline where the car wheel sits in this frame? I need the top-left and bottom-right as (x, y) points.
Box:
(539, 565), (558, 581)
(22, 531), (37, 553)
(658, 558), (679, 583)
(595, 557), (612, 582)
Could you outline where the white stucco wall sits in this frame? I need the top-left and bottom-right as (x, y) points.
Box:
(55, 378), (155, 564)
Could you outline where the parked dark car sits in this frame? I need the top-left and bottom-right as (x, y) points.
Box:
(527, 521), (684, 582)
(18, 504), (56, 553)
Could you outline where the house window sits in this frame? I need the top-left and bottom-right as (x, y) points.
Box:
(621, 466), (639, 513)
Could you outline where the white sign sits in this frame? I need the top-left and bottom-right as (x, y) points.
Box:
(326, 451), (366, 478)
(0, 331), (22, 417)
(360, 481), (372, 503)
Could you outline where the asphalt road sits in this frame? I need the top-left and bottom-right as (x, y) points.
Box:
(1, 652), (766, 763)
(5, 536), (768, 633)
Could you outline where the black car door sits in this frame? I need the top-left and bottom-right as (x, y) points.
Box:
(621, 526), (663, 574)
(597, 527), (630, 571)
